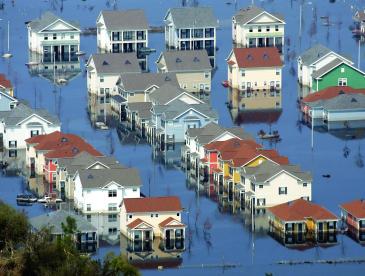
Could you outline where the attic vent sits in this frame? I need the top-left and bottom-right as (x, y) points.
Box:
(165, 76), (171, 81)
(125, 60), (131, 65)
(351, 98), (358, 103)
(102, 61), (109, 66)
(176, 58), (182, 63)
(338, 90), (345, 95)
(60, 137), (68, 143)
(87, 174), (94, 179)
(72, 147), (80, 154)
(263, 53), (269, 60)
(233, 140), (241, 148)
(193, 57), (200, 62)
(246, 54), (253, 61)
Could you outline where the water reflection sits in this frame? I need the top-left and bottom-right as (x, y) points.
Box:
(227, 87), (282, 125)
(120, 237), (184, 269)
(346, 226), (365, 245)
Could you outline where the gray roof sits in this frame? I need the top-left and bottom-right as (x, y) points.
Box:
(149, 83), (188, 105)
(28, 11), (80, 32)
(78, 167), (141, 188)
(126, 102), (152, 119)
(89, 53), (141, 74)
(165, 7), (218, 28)
(156, 98), (218, 121)
(58, 151), (120, 176)
(299, 44), (333, 66)
(30, 210), (96, 234)
(0, 102), (60, 127)
(111, 94), (126, 104)
(186, 122), (252, 144)
(118, 72), (178, 92)
(308, 93), (365, 110)
(244, 160), (312, 183)
(234, 6), (284, 24)
(158, 50), (212, 72)
(312, 58), (346, 79)
(100, 10), (148, 30)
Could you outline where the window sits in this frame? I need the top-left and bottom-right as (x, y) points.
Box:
(279, 187), (287, 195)
(303, 182), (308, 187)
(259, 185), (263, 189)
(30, 130), (39, 137)
(99, 88), (105, 95)
(193, 28), (204, 38)
(108, 228), (117, 235)
(240, 69), (245, 77)
(266, 26), (270, 31)
(137, 31), (145, 40)
(249, 26), (253, 32)
(155, 214), (159, 217)
(338, 78), (347, 86)
(100, 77), (104, 83)
(52, 173), (56, 181)
(129, 214), (133, 219)
(112, 31), (120, 41)
(86, 204), (91, 211)
(258, 26), (262, 32)
(276, 68), (280, 75)
(180, 29), (190, 39)
(340, 67), (345, 73)
(44, 34), (48, 40)
(177, 213), (180, 216)
(108, 214), (117, 222)
(151, 214), (154, 218)
(205, 28), (214, 38)
(108, 189), (117, 197)
(53, 33), (57, 40)
(8, 150), (17, 158)
(132, 188), (137, 192)
(61, 33), (65, 39)
(275, 25), (279, 31)
(86, 215), (91, 222)
(108, 203), (117, 211)
(204, 72), (210, 78)
(123, 31), (134, 40)
(100, 97), (104, 104)
(70, 34), (74, 39)
(8, 140), (17, 148)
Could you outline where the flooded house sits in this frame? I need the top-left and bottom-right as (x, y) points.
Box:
(232, 6), (285, 52)
(56, 152), (120, 201)
(27, 11), (80, 63)
(156, 50), (213, 94)
(124, 102), (152, 136)
(164, 7), (218, 67)
(268, 199), (338, 240)
(353, 9), (365, 34)
(301, 86), (365, 129)
(0, 102), (60, 158)
(226, 47), (282, 93)
(29, 210), (98, 253)
(297, 44), (353, 89)
(73, 165), (141, 239)
(25, 131), (102, 192)
(96, 10), (149, 71)
(340, 199), (365, 232)
(0, 74), (14, 97)
(120, 196), (185, 242)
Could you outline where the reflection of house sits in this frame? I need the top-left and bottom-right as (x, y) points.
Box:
(354, 10), (365, 33)
(297, 44), (353, 88)
(27, 11), (80, 63)
(340, 199), (365, 231)
(232, 6), (285, 51)
(0, 74), (14, 96)
(121, 238), (184, 269)
(0, 103), (60, 157)
(56, 152), (120, 200)
(156, 50), (212, 94)
(301, 87), (365, 129)
(25, 131), (102, 192)
(227, 47), (282, 92)
(96, 10), (148, 70)
(120, 197), (185, 241)
(29, 210), (98, 253)
(268, 199), (338, 236)
(164, 7), (218, 67)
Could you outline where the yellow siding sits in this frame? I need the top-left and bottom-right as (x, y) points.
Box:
(246, 156), (269, 167)
(306, 218), (315, 232)
(223, 162), (229, 177)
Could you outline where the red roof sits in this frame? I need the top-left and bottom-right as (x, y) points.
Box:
(269, 199), (338, 222)
(302, 86), (365, 103)
(204, 138), (260, 152)
(158, 217), (185, 228)
(0, 74), (12, 89)
(25, 131), (103, 159)
(123, 196), (182, 213)
(340, 199), (365, 219)
(127, 218), (152, 229)
(230, 47), (282, 68)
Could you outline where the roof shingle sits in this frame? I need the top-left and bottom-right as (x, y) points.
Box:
(123, 196), (182, 213)
(230, 47), (282, 68)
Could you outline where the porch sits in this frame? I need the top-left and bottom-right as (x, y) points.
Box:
(127, 219), (154, 241)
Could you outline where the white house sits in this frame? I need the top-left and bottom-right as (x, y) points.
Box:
(0, 103), (60, 156)
(27, 11), (80, 63)
(164, 7), (218, 67)
(232, 6), (285, 51)
(96, 10), (149, 71)
(242, 160), (312, 208)
(297, 44), (353, 87)
(226, 47), (283, 91)
(120, 196), (185, 241)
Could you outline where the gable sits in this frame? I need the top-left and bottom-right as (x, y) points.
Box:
(266, 170), (301, 183)
(321, 63), (365, 79)
(40, 19), (79, 32)
(102, 181), (122, 189)
(312, 52), (353, 68)
(178, 93), (202, 105)
(86, 162), (109, 170)
(174, 108), (209, 120)
(246, 156), (269, 167)
(17, 114), (52, 126)
(212, 132), (239, 143)
(247, 12), (284, 24)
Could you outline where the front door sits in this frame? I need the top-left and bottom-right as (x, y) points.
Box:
(166, 229), (171, 239)
(145, 230), (150, 240)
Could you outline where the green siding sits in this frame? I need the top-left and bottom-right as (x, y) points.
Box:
(311, 63), (365, 92)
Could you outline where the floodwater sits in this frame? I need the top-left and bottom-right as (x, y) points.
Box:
(1, 0), (365, 275)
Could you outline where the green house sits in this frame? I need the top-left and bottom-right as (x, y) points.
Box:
(311, 58), (365, 92)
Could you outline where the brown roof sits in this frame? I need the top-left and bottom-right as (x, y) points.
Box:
(158, 217), (185, 228)
(0, 74), (12, 89)
(123, 196), (182, 213)
(204, 138), (260, 152)
(233, 109), (282, 124)
(269, 199), (338, 222)
(302, 86), (365, 103)
(25, 131), (103, 159)
(127, 218), (152, 229)
(230, 47), (282, 68)
(340, 199), (365, 219)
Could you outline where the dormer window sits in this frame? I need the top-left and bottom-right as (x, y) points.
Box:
(176, 58), (182, 63)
